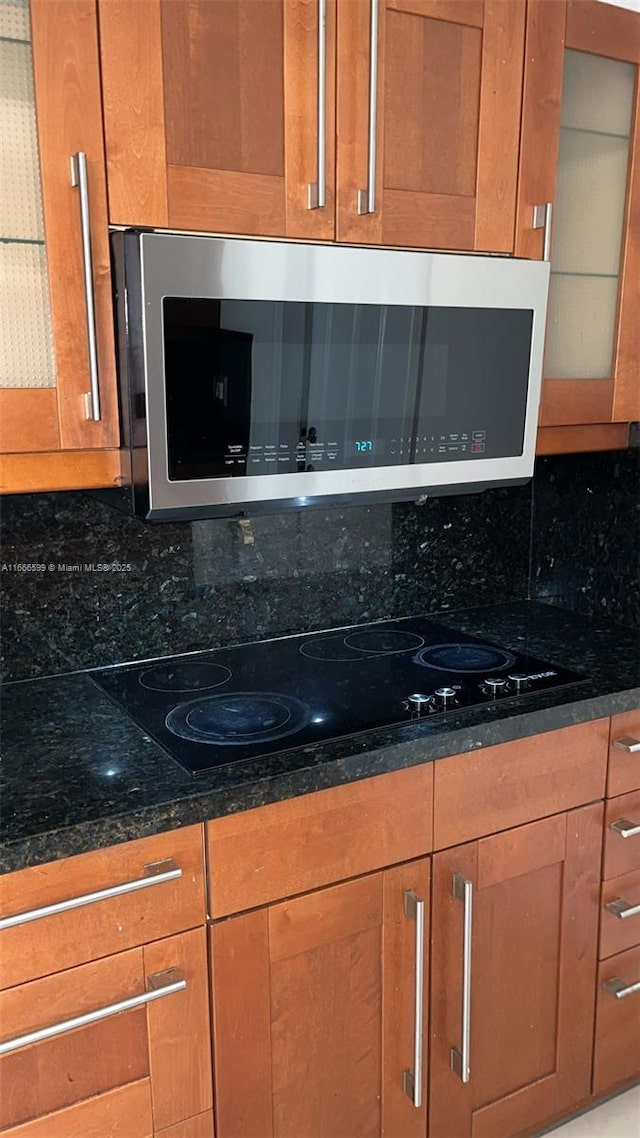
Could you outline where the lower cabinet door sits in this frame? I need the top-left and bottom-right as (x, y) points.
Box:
(430, 803), (603, 1138)
(210, 858), (430, 1138)
(0, 928), (212, 1136)
(594, 944), (640, 1096)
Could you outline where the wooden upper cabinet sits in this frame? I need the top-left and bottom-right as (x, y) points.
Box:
(336, 0), (526, 251)
(210, 858), (430, 1138)
(98, 0), (336, 240)
(518, 0), (640, 446)
(0, 0), (122, 495)
(430, 803), (603, 1138)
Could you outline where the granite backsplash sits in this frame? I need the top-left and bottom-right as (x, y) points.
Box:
(1, 446), (638, 682)
(531, 446), (640, 629)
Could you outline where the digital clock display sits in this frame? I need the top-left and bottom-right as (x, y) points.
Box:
(347, 439), (385, 458)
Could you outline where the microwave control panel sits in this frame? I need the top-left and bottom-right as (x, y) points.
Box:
(221, 430), (488, 475)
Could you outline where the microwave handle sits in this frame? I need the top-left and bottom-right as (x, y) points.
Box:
(357, 0), (379, 215)
(308, 0), (327, 210)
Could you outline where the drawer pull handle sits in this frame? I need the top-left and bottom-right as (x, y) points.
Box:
(402, 889), (425, 1108)
(0, 859), (182, 931)
(357, 0), (379, 215)
(307, 0), (327, 210)
(614, 736), (640, 754)
(0, 968), (186, 1056)
(450, 872), (473, 1084)
(604, 976), (640, 1000)
(70, 151), (101, 421)
(610, 818), (640, 839)
(532, 202), (553, 262)
(605, 897), (640, 920)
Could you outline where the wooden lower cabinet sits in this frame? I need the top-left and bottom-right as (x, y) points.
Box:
(210, 858), (430, 1138)
(429, 803), (603, 1138)
(0, 928), (212, 1137)
(594, 944), (640, 1096)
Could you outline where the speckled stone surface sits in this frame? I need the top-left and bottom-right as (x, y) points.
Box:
(3, 445), (638, 688)
(2, 601), (638, 874)
(0, 485), (531, 682)
(531, 447), (640, 628)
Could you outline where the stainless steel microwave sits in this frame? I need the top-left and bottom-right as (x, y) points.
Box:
(111, 232), (550, 520)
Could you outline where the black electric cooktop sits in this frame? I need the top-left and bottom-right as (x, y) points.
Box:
(91, 616), (588, 775)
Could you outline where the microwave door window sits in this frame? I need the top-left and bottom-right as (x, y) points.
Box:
(414, 308), (533, 460)
(164, 299), (252, 481)
(306, 304), (422, 470)
(162, 298), (534, 483)
(220, 300), (306, 475)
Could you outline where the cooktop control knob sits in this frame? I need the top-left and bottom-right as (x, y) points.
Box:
(434, 686), (457, 709)
(508, 673), (530, 693)
(484, 677), (508, 696)
(407, 693), (431, 714)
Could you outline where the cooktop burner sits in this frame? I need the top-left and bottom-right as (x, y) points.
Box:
(299, 627), (424, 661)
(415, 643), (516, 673)
(166, 693), (310, 745)
(91, 616), (588, 775)
(139, 661), (232, 692)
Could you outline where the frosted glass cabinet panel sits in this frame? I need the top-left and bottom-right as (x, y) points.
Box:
(544, 274), (620, 379)
(0, 0), (54, 387)
(552, 130), (630, 277)
(560, 50), (635, 136)
(544, 49), (635, 381)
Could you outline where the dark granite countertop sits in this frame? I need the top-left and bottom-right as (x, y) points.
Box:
(1, 600), (638, 874)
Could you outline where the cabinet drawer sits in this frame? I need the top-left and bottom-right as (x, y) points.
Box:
(0, 927), (212, 1133)
(433, 720), (609, 850)
(0, 1080), (153, 1138)
(608, 710), (640, 797)
(593, 945), (640, 1097)
(206, 764), (433, 917)
(0, 826), (205, 990)
(600, 868), (640, 959)
(604, 790), (640, 880)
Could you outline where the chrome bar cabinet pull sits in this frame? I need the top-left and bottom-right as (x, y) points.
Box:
(357, 0), (379, 215)
(0, 968), (186, 1056)
(610, 818), (640, 839)
(605, 897), (640, 921)
(614, 736), (640, 754)
(70, 151), (102, 422)
(402, 889), (425, 1108)
(604, 976), (640, 1000)
(532, 202), (553, 262)
(451, 872), (473, 1084)
(0, 859), (182, 931)
(308, 0), (327, 209)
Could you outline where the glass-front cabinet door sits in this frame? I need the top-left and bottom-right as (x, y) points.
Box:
(0, 0), (120, 493)
(517, 0), (640, 450)
(0, 0), (55, 441)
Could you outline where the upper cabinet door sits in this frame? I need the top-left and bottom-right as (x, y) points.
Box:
(517, 0), (640, 434)
(0, 0), (120, 481)
(98, 0), (336, 240)
(336, 0), (525, 251)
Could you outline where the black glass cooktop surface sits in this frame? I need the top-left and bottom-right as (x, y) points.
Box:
(91, 616), (587, 775)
